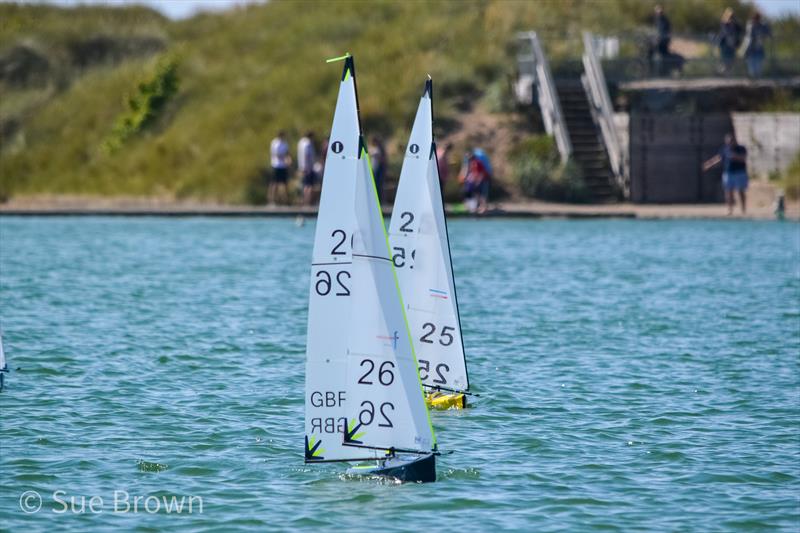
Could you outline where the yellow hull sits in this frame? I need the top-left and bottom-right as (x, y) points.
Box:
(425, 391), (467, 410)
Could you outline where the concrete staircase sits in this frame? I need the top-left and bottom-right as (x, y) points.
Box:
(556, 81), (618, 202)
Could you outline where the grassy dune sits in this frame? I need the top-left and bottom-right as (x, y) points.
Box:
(0, 0), (769, 203)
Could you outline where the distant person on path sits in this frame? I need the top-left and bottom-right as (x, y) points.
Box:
(743, 11), (771, 78)
(648, 4), (684, 76)
(316, 136), (329, 180)
(368, 136), (387, 203)
(436, 143), (453, 191)
(703, 133), (749, 215)
(460, 150), (490, 214)
(716, 8), (743, 75)
(269, 131), (291, 204)
(297, 131), (316, 206)
(653, 5), (671, 56)
(473, 148), (492, 213)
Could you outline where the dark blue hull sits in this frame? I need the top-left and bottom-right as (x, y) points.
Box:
(346, 453), (436, 483)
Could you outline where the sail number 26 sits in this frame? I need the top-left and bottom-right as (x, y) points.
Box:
(357, 358), (395, 427)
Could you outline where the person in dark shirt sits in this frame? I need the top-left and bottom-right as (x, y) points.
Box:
(703, 133), (749, 215)
(654, 5), (671, 56)
(717, 8), (743, 75)
(743, 11), (772, 78)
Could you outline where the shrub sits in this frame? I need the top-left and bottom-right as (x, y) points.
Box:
(510, 135), (589, 203)
(103, 53), (178, 153)
(778, 152), (800, 201)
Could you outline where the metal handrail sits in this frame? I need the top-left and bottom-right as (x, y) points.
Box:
(582, 31), (627, 194)
(516, 31), (572, 161)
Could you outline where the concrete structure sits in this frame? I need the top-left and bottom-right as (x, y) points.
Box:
(629, 114), (730, 203)
(731, 113), (800, 179)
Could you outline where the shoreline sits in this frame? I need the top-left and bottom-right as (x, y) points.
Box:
(0, 198), (797, 220)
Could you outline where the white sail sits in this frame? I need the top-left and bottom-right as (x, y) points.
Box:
(388, 80), (469, 392)
(342, 149), (436, 454)
(304, 57), (366, 462)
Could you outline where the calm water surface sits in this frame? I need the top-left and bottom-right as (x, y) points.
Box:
(0, 217), (798, 531)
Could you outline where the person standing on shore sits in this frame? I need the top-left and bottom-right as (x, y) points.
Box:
(654, 5), (671, 57)
(297, 131), (316, 206)
(716, 8), (743, 75)
(703, 133), (749, 215)
(743, 11), (771, 78)
(269, 131), (291, 205)
(460, 150), (490, 214)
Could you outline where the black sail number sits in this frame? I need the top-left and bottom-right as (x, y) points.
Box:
(420, 323), (436, 344)
(315, 270), (350, 296)
(418, 359), (450, 385)
(357, 359), (395, 386)
(433, 363), (450, 385)
(379, 402), (394, 427)
(398, 212), (414, 233)
(420, 323), (455, 346)
(439, 326), (455, 346)
(418, 359), (430, 380)
(359, 400), (394, 427)
(359, 400), (374, 425)
(330, 229), (347, 255)
(357, 359), (375, 384)
(392, 247), (416, 268)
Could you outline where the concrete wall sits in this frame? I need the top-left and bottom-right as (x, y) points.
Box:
(629, 114), (730, 203)
(731, 113), (800, 178)
(625, 112), (800, 203)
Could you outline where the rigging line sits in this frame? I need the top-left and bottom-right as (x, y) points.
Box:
(423, 383), (479, 396)
(351, 253), (390, 262)
(305, 457), (381, 464)
(343, 442), (437, 456)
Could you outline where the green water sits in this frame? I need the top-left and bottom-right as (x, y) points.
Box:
(0, 217), (798, 531)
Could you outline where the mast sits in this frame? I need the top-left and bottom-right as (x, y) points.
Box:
(0, 330), (6, 392)
(388, 78), (469, 394)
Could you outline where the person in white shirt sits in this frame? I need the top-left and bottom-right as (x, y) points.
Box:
(297, 131), (317, 206)
(269, 131), (291, 204)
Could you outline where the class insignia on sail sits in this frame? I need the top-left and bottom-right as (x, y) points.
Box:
(389, 78), (473, 410)
(303, 55), (439, 483)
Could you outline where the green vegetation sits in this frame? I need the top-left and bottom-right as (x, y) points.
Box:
(0, 0), (797, 203)
(510, 135), (588, 203)
(776, 153), (800, 200)
(104, 53), (179, 153)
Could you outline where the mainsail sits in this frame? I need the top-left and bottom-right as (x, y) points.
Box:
(304, 56), (367, 462)
(388, 79), (469, 393)
(342, 147), (436, 454)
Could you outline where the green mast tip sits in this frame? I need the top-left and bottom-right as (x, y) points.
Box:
(325, 53), (351, 63)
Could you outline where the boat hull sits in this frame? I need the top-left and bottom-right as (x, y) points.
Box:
(346, 453), (436, 483)
(425, 391), (466, 410)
